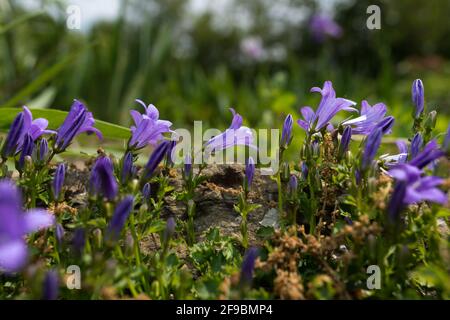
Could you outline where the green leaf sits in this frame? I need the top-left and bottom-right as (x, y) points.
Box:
(0, 108), (130, 140)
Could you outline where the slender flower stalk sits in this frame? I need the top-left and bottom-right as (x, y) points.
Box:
(236, 157), (260, 248)
(287, 175), (299, 226)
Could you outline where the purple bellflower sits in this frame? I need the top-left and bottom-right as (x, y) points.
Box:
(55, 100), (102, 152)
(342, 100), (393, 135)
(389, 164), (447, 206)
(1, 107), (54, 159)
(0, 180), (54, 272)
(52, 163), (66, 200)
(128, 100), (172, 150)
(90, 156), (118, 201)
(409, 139), (444, 169)
(107, 196), (134, 241)
(280, 114), (293, 149)
(245, 157), (255, 190)
(297, 81), (357, 133)
(142, 140), (171, 180)
(412, 79), (424, 118)
(204, 109), (256, 156)
(361, 127), (382, 171)
(309, 14), (342, 42)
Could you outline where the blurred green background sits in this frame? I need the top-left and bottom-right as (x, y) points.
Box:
(1, 0), (449, 142)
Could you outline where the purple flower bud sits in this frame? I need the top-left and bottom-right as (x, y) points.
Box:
(412, 79), (424, 118)
(163, 217), (176, 244)
(17, 134), (34, 171)
(72, 228), (85, 256)
(90, 156), (118, 201)
(288, 175), (298, 194)
(245, 157), (255, 190)
(142, 183), (151, 203)
(361, 128), (382, 171)
(121, 152), (134, 184)
(184, 154), (192, 179)
(376, 116), (395, 134)
(107, 196), (134, 241)
(240, 247), (258, 286)
(338, 126), (352, 158)
(55, 223), (65, 244)
(53, 163), (65, 200)
(344, 216), (353, 225)
(42, 270), (59, 300)
(387, 182), (407, 224)
(55, 100), (102, 152)
(301, 162), (308, 180)
(1, 112), (25, 159)
(165, 140), (177, 166)
(142, 141), (171, 180)
(311, 139), (320, 158)
(280, 114), (293, 148)
(410, 133), (423, 160)
(38, 138), (49, 162)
